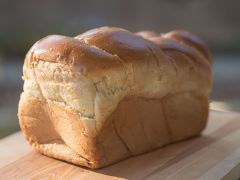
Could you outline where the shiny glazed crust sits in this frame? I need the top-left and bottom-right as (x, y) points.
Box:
(18, 27), (212, 169)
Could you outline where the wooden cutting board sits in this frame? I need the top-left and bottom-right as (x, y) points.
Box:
(1, 110), (240, 180)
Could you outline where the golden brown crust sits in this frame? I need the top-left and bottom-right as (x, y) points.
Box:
(164, 31), (211, 61)
(137, 30), (211, 62)
(19, 26), (212, 169)
(26, 27), (210, 77)
(24, 35), (124, 78)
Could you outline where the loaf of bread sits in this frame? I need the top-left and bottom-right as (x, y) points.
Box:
(18, 27), (212, 169)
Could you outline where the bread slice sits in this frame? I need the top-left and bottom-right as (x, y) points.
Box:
(18, 27), (211, 169)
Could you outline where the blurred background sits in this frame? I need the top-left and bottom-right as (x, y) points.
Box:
(0, 0), (240, 138)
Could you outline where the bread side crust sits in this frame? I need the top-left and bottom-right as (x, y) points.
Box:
(18, 93), (130, 169)
(18, 91), (208, 169)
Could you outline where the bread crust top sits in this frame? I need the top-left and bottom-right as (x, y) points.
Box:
(25, 27), (210, 75)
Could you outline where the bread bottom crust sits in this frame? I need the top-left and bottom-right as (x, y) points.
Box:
(18, 92), (208, 169)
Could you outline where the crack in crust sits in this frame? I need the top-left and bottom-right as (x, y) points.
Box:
(161, 99), (173, 141)
(112, 119), (132, 156)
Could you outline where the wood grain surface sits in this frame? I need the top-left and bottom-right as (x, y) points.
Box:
(1, 110), (240, 180)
